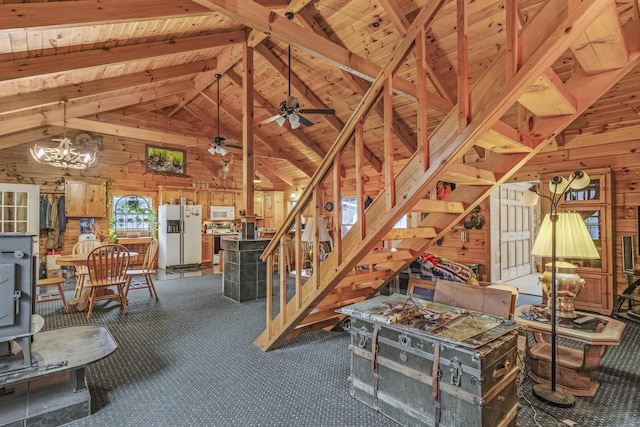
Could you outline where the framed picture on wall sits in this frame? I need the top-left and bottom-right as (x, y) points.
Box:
(145, 145), (186, 176)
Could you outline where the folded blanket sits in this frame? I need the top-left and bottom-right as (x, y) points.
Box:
(406, 253), (478, 285)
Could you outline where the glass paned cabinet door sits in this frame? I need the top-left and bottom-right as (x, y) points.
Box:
(1, 190), (29, 233)
(562, 175), (606, 204)
(0, 184), (40, 257)
(561, 208), (604, 270)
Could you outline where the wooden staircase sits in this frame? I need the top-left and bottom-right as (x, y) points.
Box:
(255, 0), (640, 351)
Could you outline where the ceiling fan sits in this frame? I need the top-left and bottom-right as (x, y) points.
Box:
(189, 74), (241, 156)
(259, 45), (335, 129)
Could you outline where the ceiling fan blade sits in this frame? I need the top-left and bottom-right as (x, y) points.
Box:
(225, 143), (243, 150)
(296, 114), (314, 127)
(298, 108), (336, 115)
(286, 96), (298, 109)
(221, 138), (238, 144)
(186, 143), (212, 148)
(259, 114), (284, 125)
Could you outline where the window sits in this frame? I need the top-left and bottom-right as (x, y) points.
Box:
(340, 196), (407, 236)
(112, 195), (154, 238)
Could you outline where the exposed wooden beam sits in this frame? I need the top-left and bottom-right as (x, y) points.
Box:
(225, 69), (317, 177)
(167, 46), (243, 118)
(0, 126), (63, 150)
(0, 31), (244, 85)
(226, 68), (325, 162)
(65, 118), (209, 147)
(255, 157), (293, 187)
(378, 0), (455, 106)
(0, 60), (216, 117)
(0, 81), (197, 136)
(242, 43), (256, 218)
(296, 6), (418, 156)
(193, 0), (453, 112)
(247, 0), (314, 48)
(457, 0), (470, 132)
(0, 0), (214, 30)
(255, 43), (383, 172)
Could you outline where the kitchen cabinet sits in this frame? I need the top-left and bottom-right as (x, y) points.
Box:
(202, 234), (213, 264)
(65, 179), (106, 217)
(158, 186), (196, 206)
(254, 192), (264, 218)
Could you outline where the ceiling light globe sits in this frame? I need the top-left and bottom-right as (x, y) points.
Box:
(289, 114), (300, 129)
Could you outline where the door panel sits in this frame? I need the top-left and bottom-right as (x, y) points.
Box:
(499, 183), (534, 281)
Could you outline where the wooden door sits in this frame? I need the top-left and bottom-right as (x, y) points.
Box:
(499, 183), (535, 281)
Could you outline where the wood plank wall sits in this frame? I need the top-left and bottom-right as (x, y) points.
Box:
(512, 137), (640, 298)
(0, 134), (254, 258)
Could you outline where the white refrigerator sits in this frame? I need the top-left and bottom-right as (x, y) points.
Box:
(158, 204), (202, 269)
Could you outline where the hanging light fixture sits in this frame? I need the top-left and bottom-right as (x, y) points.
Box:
(30, 99), (97, 169)
(253, 173), (262, 183)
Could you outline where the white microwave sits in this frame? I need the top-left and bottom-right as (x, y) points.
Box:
(210, 206), (235, 221)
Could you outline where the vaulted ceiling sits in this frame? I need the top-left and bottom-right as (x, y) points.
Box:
(1, 0), (639, 190)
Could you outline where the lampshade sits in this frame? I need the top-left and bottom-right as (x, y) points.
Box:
(531, 212), (600, 259)
(301, 217), (331, 243)
(275, 115), (286, 127)
(520, 186), (539, 206)
(569, 170), (590, 189)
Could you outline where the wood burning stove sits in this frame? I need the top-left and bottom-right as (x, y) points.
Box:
(0, 233), (35, 368)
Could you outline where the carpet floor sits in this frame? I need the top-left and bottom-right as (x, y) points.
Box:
(34, 274), (640, 427)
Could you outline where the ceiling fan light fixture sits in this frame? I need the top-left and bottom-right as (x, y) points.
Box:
(275, 115), (286, 127)
(289, 114), (300, 129)
(217, 146), (228, 156)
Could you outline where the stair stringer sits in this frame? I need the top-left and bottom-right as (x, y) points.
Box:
(255, 2), (640, 351)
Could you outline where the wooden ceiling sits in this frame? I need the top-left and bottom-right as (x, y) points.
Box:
(1, 0), (639, 190)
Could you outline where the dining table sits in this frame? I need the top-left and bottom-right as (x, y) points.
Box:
(56, 251), (138, 310)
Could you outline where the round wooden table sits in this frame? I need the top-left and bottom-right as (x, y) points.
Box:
(56, 252), (138, 310)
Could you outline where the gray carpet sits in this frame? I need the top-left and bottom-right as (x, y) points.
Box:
(36, 275), (640, 427)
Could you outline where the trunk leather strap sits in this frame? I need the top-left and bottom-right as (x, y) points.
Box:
(432, 342), (441, 426)
(371, 325), (380, 409)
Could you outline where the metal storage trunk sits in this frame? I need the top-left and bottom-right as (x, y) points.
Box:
(342, 295), (519, 427)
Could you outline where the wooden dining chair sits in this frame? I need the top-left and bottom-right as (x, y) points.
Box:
(85, 244), (130, 320)
(125, 239), (159, 299)
(71, 239), (102, 301)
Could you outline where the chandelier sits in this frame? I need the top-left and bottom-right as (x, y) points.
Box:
(30, 99), (97, 169)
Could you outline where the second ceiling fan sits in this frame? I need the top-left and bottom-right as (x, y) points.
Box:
(260, 45), (335, 129)
(189, 73), (241, 156)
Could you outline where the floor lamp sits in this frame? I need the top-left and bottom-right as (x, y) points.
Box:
(521, 171), (600, 407)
